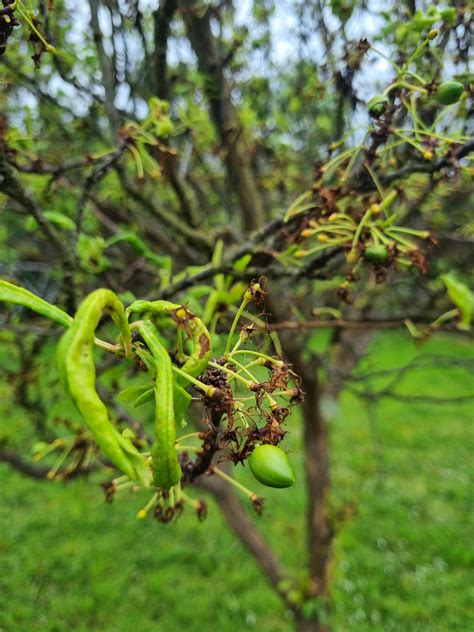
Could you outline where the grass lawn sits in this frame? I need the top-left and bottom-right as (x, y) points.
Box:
(0, 331), (473, 631)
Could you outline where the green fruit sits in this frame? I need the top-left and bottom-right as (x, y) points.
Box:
(436, 81), (464, 105)
(367, 94), (389, 118)
(364, 244), (389, 265)
(248, 445), (295, 489)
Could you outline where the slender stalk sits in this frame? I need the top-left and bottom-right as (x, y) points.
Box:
(172, 365), (216, 396)
(211, 467), (258, 501)
(225, 296), (250, 355)
(208, 361), (255, 389)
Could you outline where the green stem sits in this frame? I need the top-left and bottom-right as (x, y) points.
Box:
(211, 467), (258, 501)
(370, 226), (393, 246)
(137, 492), (159, 519)
(225, 356), (260, 382)
(386, 231), (417, 249)
(208, 361), (255, 389)
(171, 365), (215, 396)
(224, 296), (250, 355)
(176, 432), (201, 442)
(432, 308), (459, 328)
(388, 226), (430, 238)
(228, 350), (284, 366)
(16, 5), (57, 53)
(352, 208), (373, 249)
(127, 144), (145, 180)
(175, 445), (200, 452)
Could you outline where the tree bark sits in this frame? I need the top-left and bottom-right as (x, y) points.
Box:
(296, 618), (329, 632)
(196, 475), (293, 606)
(88, 0), (121, 137)
(153, 0), (178, 100)
(180, 1), (266, 230)
(302, 373), (332, 595)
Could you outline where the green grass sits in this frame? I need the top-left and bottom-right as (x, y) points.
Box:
(0, 332), (473, 631)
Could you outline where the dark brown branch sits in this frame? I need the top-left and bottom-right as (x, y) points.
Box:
(0, 447), (50, 479)
(120, 173), (212, 252)
(0, 148), (77, 311)
(75, 145), (127, 243)
(0, 447), (98, 480)
(88, 0), (121, 136)
(263, 318), (462, 332)
(195, 474), (296, 610)
(153, 0), (178, 99)
(381, 139), (474, 184)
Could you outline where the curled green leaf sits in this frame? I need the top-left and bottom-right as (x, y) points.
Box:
(127, 300), (212, 380)
(131, 320), (181, 489)
(57, 290), (150, 484)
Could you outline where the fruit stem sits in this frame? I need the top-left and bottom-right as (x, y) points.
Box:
(224, 295), (250, 355)
(211, 467), (258, 501)
(208, 361), (255, 389)
(171, 366), (216, 397)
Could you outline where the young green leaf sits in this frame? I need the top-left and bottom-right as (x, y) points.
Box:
(0, 280), (73, 328)
(57, 290), (150, 485)
(131, 320), (181, 489)
(442, 274), (474, 331)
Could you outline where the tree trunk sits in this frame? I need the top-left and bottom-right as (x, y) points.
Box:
(301, 373), (332, 595)
(296, 617), (329, 632)
(180, 1), (266, 230)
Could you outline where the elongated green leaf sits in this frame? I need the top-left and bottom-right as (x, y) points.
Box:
(117, 384), (153, 407)
(57, 289), (150, 485)
(173, 382), (191, 429)
(0, 280), (73, 328)
(132, 320), (181, 489)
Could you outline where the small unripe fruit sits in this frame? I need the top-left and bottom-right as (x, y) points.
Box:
(248, 445), (295, 489)
(436, 81), (464, 105)
(364, 244), (389, 265)
(367, 94), (389, 118)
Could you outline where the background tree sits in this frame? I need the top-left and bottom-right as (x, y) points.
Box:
(0, 1), (472, 630)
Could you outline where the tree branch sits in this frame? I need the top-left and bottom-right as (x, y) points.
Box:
(153, 0), (178, 99)
(0, 147), (77, 311)
(195, 474), (296, 610)
(88, 0), (121, 137)
(180, 0), (266, 230)
(381, 139), (474, 184)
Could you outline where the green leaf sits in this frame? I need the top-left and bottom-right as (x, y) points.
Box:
(118, 381), (190, 427)
(44, 211), (76, 231)
(442, 274), (474, 331)
(77, 234), (106, 272)
(233, 254), (252, 272)
(0, 280), (73, 328)
(105, 231), (170, 268)
(117, 384), (153, 407)
(173, 382), (192, 429)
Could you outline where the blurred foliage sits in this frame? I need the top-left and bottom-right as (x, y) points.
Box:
(0, 0), (473, 629)
(1, 333), (473, 631)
